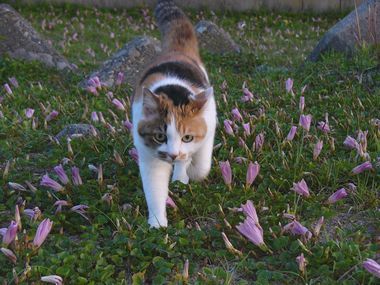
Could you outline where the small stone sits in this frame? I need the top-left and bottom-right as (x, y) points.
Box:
(80, 36), (161, 89)
(0, 4), (76, 71)
(55, 124), (99, 140)
(308, 0), (380, 61)
(195, 20), (241, 54)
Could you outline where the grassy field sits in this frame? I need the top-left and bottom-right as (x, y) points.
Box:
(0, 3), (379, 284)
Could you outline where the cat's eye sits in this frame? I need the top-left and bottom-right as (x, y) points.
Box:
(153, 133), (167, 144)
(182, 135), (194, 143)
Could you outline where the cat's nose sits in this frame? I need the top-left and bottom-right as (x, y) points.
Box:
(168, 153), (178, 161)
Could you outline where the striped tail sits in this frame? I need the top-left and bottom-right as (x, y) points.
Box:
(154, 0), (199, 59)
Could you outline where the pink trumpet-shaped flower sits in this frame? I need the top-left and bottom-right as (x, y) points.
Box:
(313, 216), (324, 237)
(223, 120), (234, 136)
(343, 136), (359, 149)
(1, 247), (17, 263)
(25, 108), (35, 119)
(240, 200), (259, 224)
(112, 98), (125, 111)
(219, 160), (232, 186)
(286, 126), (297, 141)
(285, 78), (293, 93)
(24, 207), (41, 221)
(241, 88), (254, 102)
(299, 114), (312, 132)
(347, 183), (357, 192)
(8, 182), (27, 192)
(296, 253), (307, 274)
(352, 161), (373, 174)
(71, 167), (83, 185)
(166, 196), (178, 210)
(40, 174), (63, 192)
(41, 275), (63, 285)
(236, 217), (264, 247)
(54, 164), (69, 185)
(292, 179), (310, 197)
(8, 77), (19, 88)
(363, 259), (380, 278)
(87, 86), (98, 95)
(54, 200), (69, 214)
(2, 221), (18, 245)
(4, 83), (13, 95)
(123, 119), (133, 132)
(299, 96), (305, 112)
(313, 140), (323, 160)
(231, 108), (243, 121)
(283, 220), (311, 238)
(254, 132), (265, 152)
(91, 111), (99, 122)
(46, 110), (59, 122)
(33, 218), (53, 248)
(317, 121), (330, 133)
(246, 161), (260, 187)
(129, 148), (139, 164)
(327, 188), (348, 204)
(70, 205), (89, 220)
(115, 72), (125, 85)
(242, 123), (251, 136)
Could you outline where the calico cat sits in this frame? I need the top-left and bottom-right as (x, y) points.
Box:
(132, 0), (216, 228)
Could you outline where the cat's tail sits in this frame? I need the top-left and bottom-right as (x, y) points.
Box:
(154, 0), (199, 59)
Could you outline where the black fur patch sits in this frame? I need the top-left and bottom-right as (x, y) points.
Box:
(155, 85), (191, 106)
(140, 61), (207, 87)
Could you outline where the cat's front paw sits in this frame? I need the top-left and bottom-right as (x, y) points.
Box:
(171, 174), (189, 184)
(148, 216), (168, 228)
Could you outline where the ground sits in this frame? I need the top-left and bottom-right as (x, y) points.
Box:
(0, 3), (379, 284)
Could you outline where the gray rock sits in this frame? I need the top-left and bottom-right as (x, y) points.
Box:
(0, 4), (76, 71)
(55, 124), (98, 140)
(308, 0), (380, 61)
(195, 20), (241, 54)
(80, 36), (161, 89)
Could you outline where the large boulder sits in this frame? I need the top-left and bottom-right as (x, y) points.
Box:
(195, 20), (241, 54)
(308, 0), (379, 61)
(0, 4), (76, 71)
(80, 36), (161, 89)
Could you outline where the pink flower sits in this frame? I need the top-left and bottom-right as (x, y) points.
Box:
(363, 258), (380, 278)
(40, 174), (63, 192)
(8, 182), (27, 192)
(283, 220), (311, 238)
(219, 160), (232, 186)
(223, 120), (234, 136)
(0, 247), (17, 264)
(41, 275), (63, 285)
(25, 108), (35, 119)
(91, 111), (99, 122)
(23, 207), (41, 221)
(46, 110), (59, 122)
(352, 161), (373, 174)
(327, 188), (348, 204)
(242, 123), (250, 136)
(285, 78), (293, 93)
(299, 114), (312, 132)
(4, 83), (12, 95)
(241, 88), (254, 102)
(254, 132), (265, 152)
(2, 221), (17, 245)
(347, 183), (357, 192)
(54, 200), (69, 214)
(296, 253), (307, 274)
(236, 217), (264, 247)
(129, 148), (139, 164)
(221, 232), (242, 256)
(299, 96), (305, 112)
(313, 140), (323, 160)
(286, 126), (297, 141)
(87, 86), (98, 95)
(234, 157), (247, 164)
(54, 164), (69, 185)
(343, 136), (359, 149)
(240, 200), (259, 224)
(123, 119), (133, 132)
(166, 196), (178, 210)
(33, 218), (53, 248)
(71, 167), (83, 185)
(317, 121), (330, 133)
(246, 161), (260, 187)
(70, 205), (89, 221)
(88, 76), (102, 89)
(231, 108), (243, 121)
(112, 98), (125, 111)
(8, 77), (19, 88)
(115, 72), (125, 85)
(292, 179), (310, 197)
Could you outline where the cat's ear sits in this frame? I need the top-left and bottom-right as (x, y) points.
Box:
(142, 87), (159, 116)
(192, 87), (213, 110)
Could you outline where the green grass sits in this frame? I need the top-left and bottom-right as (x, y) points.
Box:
(0, 3), (379, 284)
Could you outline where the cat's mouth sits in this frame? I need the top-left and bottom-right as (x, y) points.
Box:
(157, 151), (187, 163)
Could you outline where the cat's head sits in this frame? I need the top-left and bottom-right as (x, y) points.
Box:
(137, 87), (213, 162)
